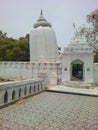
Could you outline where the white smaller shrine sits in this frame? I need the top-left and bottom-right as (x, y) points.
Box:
(61, 31), (94, 84)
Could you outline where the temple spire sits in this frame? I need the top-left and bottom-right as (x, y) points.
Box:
(40, 9), (43, 16)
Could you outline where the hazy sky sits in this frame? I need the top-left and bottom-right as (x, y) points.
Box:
(0, 0), (98, 48)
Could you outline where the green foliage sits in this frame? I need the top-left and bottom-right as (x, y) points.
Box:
(0, 31), (29, 61)
(94, 52), (98, 63)
(0, 30), (7, 42)
(0, 30), (98, 62)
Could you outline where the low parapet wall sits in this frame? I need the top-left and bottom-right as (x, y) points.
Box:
(0, 78), (46, 107)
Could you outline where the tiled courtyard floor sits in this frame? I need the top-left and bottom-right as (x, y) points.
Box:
(0, 92), (98, 130)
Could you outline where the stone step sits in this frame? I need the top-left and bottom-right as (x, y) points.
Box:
(63, 81), (92, 88)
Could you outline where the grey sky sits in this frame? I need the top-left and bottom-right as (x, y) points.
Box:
(0, 0), (98, 48)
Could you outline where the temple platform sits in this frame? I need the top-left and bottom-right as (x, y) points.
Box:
(47, 85), (98, 96)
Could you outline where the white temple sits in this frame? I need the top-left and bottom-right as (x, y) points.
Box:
(0, 10), (98, 87)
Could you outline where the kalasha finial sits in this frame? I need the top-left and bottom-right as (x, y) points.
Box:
(40, 9), (43, 16)
(33, 9), (52, 28)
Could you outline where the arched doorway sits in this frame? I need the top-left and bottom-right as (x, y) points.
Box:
(19, 88), (21, 97)
(24, 87), (27, 95)
(71, 60), (84, 80)
(41, 83), (43, 90)
(4, 91), (8, 103)
(38, 84), (40, 91)
(34, 85), (36, 92)
(12, 90), (15, 100)
(29, 86), (32, 93)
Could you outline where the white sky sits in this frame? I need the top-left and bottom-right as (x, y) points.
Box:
(0, 0), (98, 48)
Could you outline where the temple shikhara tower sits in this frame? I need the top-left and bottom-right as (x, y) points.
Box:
(30, 10), (58, 62)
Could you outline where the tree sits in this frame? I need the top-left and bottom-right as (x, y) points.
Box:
(94, 52), (98, 62)
(0, 30), (7, 42)
(73, 10), (98, 63)
(86, 9), (98, 51)
(0, 31), (30, 61)
(86, 9), (98, 62)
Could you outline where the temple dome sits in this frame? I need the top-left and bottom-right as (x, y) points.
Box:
(33, 10), (51, 28)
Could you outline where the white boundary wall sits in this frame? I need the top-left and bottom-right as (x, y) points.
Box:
(0, 61), (97, 85)
(0, 62), (61, 85)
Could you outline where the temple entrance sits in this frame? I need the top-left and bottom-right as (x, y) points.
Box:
(71, 60), (84, 80)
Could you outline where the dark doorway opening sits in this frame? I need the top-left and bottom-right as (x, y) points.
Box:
(34, 85), (36, 92)
(38, 84), (40, 91)
(12, 90), (15, 100)
(19, 88), (21, 97)
(4, 91), (8, 103)
(72, 64), (83, 80)
(29, 86), (32, 93)
(24, 87), (27, 95)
